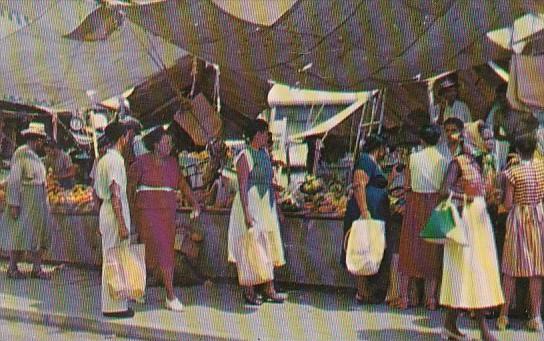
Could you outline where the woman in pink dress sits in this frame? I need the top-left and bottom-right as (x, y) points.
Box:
(128, 127), (200, 312)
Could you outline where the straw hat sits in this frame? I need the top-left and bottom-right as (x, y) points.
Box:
(21, 122), (47, 137)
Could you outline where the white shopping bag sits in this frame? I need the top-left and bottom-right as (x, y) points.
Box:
(344, 219), (385, 276)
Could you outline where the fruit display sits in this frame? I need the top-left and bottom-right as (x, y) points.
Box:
(279, 191), (302, 212)
(296, 175), (348, 216)
(299, 175), (323, 195)
(47, 175), (96, 212)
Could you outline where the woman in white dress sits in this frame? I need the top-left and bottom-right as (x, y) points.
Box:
(228, 119), (285, 305)
(438, 133), (504, 341)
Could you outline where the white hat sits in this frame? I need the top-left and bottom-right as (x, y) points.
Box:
(21, 122), (47, 137)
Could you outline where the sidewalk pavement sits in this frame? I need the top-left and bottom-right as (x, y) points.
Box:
(0, 262), (541, 341)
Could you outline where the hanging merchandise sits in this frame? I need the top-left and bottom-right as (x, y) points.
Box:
(207, 62), (221, 114)
(51, 112), (59, 141)
(70, 111), (85, 131)
(190, 56), (198, 98)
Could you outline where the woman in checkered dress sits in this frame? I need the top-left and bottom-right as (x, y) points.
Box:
(498, 133), (544, 332)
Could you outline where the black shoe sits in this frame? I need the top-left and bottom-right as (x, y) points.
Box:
(103, 308), (135, 318)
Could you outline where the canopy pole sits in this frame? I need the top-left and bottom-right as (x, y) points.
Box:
(367, 91), (380, 136)
(349, 101), (369, 184)
(378, 88), (387, 134)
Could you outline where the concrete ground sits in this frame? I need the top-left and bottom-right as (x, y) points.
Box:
(0, 262), (541, 340)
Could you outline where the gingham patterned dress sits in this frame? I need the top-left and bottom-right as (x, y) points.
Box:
(502, 159), (544, 277)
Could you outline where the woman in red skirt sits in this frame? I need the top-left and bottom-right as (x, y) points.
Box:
(128, 127), (200, 312)
(396, 124), (449, 310)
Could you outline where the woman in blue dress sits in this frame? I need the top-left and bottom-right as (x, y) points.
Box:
(342, 134), (391, 304)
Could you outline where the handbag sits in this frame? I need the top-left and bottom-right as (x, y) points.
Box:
(344, 218), (386, 276)
(104, 243), (146, 301)
(420, 193), (468, 245)
(235, 228), (274, 286)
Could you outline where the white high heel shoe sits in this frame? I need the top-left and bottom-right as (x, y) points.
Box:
(165, 297), (184, 312)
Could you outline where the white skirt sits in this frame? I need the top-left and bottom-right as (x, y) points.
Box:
(228, 187), (285, 285)
(440, 197), (504, 309)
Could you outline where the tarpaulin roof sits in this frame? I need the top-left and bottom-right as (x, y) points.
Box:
(0, 0), (187, 111)
(120, 0), (540, 91)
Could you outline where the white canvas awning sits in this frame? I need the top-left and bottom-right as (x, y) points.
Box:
(268, 83), (373, 106)
(289, 97), (371, 141)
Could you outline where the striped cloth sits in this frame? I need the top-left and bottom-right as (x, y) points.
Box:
(502, 160), (544, 277)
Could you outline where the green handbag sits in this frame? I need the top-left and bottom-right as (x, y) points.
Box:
(420, 195), (456, 244)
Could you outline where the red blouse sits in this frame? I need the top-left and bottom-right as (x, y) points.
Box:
(129, 153), (180, 209)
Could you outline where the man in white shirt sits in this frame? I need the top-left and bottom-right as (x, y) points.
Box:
(430, 78), (472, 125)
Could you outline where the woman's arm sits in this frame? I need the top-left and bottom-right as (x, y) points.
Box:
(439, 160), (462, 202)
(503, 178), (514, 211)
(178, 174), (199, 210)
(236, 153), (253, 228)
(126, 162), (141, 215)
(352, 169), (370, 219)
(110, 180), (129, 240)
(6, 154), (22, 219)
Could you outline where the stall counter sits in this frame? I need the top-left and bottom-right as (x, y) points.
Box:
(0, 207), (356, 288)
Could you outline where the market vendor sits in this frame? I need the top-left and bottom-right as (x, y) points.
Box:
(1, 122), (52, 280)
(429, 76), (472, 125)
(44, 140), (76, 189)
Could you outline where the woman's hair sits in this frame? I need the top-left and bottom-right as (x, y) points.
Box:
(443, 117), (464, 131)
(143, 127), (169, 152)
(104, 122), (127, 144)
(514, 133), (537, 159)
(245, 119), (269, 143)
(419, 124), (441, 146)
(24, 134), (45, 142)
(362, 134), (386, 153)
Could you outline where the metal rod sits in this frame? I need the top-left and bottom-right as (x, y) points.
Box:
(378, 88), (387, 134)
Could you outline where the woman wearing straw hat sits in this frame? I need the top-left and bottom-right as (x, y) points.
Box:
(2, 122), (52, 279)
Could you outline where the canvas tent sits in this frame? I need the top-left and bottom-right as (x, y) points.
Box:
(2, 1), (544, 132)
(0, 1), (186, 111)
(54, 0), (544, 126)
(120, 0), (534, 90)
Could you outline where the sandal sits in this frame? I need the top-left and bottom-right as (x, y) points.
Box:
(425, 297), (438, 311)
(496, 315), (509, 331)
(6, 268), (26, 279)
(243, 293), (262, 306)
(390, 297), (410, 310)
(526, 317), (544, 332)
(263, 291), (286, 304)
(29, 270), (51, 280)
